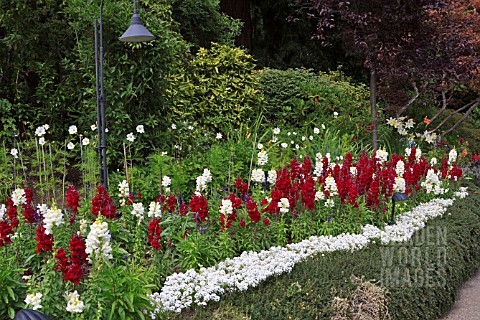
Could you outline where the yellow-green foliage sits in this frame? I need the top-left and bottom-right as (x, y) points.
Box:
(167, 44), (264, 131)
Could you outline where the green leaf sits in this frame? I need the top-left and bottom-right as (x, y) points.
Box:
(6, 287), (15, 301)
(8, 307), (15, 319)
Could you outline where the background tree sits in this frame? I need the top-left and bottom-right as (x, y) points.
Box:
(293, 0), (436, 151)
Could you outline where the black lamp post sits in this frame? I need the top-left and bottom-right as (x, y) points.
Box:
(95, 0), (155, 190)
(389, 192), (408, 225)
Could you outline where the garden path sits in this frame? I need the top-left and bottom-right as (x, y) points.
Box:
(439, 269), (480, 320)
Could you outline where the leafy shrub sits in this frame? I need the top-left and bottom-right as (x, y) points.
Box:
(167, 43), (265, 132)
(258, 68), (372, 142)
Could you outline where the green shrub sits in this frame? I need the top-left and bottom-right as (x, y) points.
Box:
(167, 44), (264, 132)
(258, 68), (372, 143)
(174, 184), (480, 319)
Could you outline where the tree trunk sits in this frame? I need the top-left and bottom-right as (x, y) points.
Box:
(370, 69), (378, 152)
(220, 0), (252, 50)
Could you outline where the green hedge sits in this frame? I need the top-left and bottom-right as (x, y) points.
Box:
(173, 181), (480, 319)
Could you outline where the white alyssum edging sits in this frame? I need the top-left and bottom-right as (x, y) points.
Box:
(149, 191), (468, 316)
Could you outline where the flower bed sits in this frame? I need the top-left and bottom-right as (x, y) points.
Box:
(149, 191), (467, 316)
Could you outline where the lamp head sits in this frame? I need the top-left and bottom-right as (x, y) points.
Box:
(119, 13), (155, 42)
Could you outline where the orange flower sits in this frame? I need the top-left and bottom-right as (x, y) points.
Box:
(461, 149), (468, 157)
(423, 116), (431, 125)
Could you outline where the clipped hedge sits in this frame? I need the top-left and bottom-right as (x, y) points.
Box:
(174, 182), (480, 319)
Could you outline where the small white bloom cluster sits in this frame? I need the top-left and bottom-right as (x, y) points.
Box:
(350, 167), (357, 176)
(375, 149), (388, 163)
(454, 187), (468, 199)
(448, 148), (457, 165)
(68, 125), (78, 135)
(267, 170), (277, 185)
(278, 198), (290, 213)
(405, 147), (422, 161)
(257, 151), (268, 166)
(395, 160), (405, 176)
(315, 190), (325, 201)
(324, 175), (338, 196)
(196, 169), (212, 192)
(11, 188), (26, 206)
(421, 169), (447, 195)
(162, 175), (172, 193)
(66, 291), (85, 313)
(0, 204), (6, 220)
(393, 176), (406, 193)
(219, 199), (233, 215)
(251, 168), (265, 183)
(10, 148), (19, 158)
(132, 203), (145, 222)
(25, 292), (43, 310)
(148, 202), (162, 218)
(136, 125), (145, 134)
(85, 219), (113, 263)
(37, 204), (48, 216)
(79, 219), (88, 235)
(361, 198), (454, 244)
(118, 180), (130, 206)
(43, 208), (64, 235)
(149, 196), (459, 316)
(313, 153), (323, 178)
(430, 158), (438, 166)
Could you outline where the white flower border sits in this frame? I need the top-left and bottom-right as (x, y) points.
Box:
(149, 189), (469, 316)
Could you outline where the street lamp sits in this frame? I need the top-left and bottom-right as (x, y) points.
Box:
(94, 0), (155, 190)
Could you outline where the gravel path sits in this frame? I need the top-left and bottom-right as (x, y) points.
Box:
(439, 270), (480, 320)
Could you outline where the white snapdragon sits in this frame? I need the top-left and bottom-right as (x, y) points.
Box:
(324, 198), (335, 207)
(11, 188), (26, 206)
(421, 169), (445, 194)
(196, 169), (212, 192)
(324, 175), (338, 196)
(219, 199), (233, 215)
(393, 176), (406, 193)
(162, 175), (172, 193)
(375, 149), (388, 163)
(25, 292), (43, 310)
(278, 198), (290, 213)
(37, 204), (48, 216)
(118, 180), (129, 206)
(148, 202), (162, 218)
(430, 158), (438, 166)
(66, 291), (85, 313)
(79, 219), (88, 235)
(257, 151), (268, 166)
(44, 208), (64, 235)
(448, 148), (457, 165)
(315, 190), (325, 201)
(313, 153), (323, 178)
(0, 204), (6, 220)
(415, 148), (422, 161)
(251, 169), (265, 183)
(267, 170), (277, 185)
(132, 203), (145, 222)
(85, 219), (112, 263)
(350, 167), (357, 176)
(395, 160), (405, 176)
